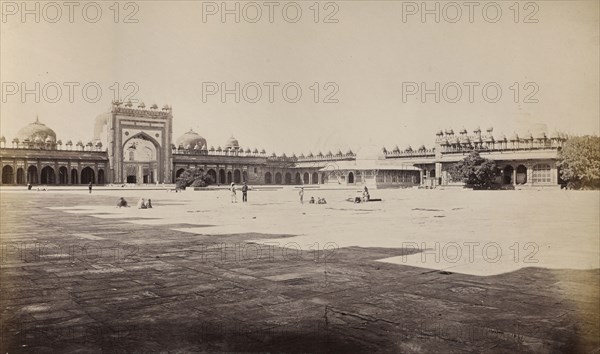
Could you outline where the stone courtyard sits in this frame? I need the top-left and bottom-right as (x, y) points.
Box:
(1, 187), (598, 353)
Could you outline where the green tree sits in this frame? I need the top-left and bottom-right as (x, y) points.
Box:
(557, 135), (600, 189)
(448, 151), (499, 189)
(175, 169), (214, 189)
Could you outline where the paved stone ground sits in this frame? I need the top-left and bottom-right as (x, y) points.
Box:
(1, 190), (598, 353)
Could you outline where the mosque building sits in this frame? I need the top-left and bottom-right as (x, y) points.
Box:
(0, 102), (567, 189)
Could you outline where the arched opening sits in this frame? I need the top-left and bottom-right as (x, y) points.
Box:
(321, 173), (328, 184)
(265, 172), (272, 184)
(516, 165), (527, 184)
(2, 165), (14, 184)
(122, 133), (161, 185)
(81, 167), (95, 184)
(16, 168), (25, 184)
(41, 166), (55, 185)
(429, 169), (436, 178)
(71, 169), (78, 184)
(285, 172), (292, 185)
(312, 172), (318, 184)
(532, 164), (551, 184)
(348, 172), (355, 184)
(59, 166), (68, 184)
(227, 171), (232, 184)
(207, 169), (217, 184)
(242, 171), (248, 183)
(219, 169), (226, 184)
(234, 170), (241, 184)
(275, 172), (282, 184)
(303, 172), (310, 184)
(27, 166), (38, 184)
(295, 172), (301, 185)
(98, 169), (105, 185)
(175, 168), (186, 178)
(503, 165), (514, 185)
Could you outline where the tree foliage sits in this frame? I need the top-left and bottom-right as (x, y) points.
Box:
(448, 151), (499, 189)
(557, 135), (600, 189)
(175, 169), (214, 189)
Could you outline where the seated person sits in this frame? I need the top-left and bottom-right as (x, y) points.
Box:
(321, 198), (327, 204)
(117, 197), (129, 208)
(354, 196), (361, 203)
(146, 199), (153, 208)
(137, 198), (147, 209)
(309, 197), (315, 204)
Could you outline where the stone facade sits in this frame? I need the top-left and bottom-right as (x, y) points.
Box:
(0, 104), (566, 188)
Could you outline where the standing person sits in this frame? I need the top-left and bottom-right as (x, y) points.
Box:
(88, 181), (93, 194)
(363, 186), (370, 202)
(242, 182), (248, 203)
(230, 183), (237, 203)
(299, 187), (304, 204)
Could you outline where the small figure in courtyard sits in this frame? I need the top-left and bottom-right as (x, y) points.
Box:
(137, 198), (147, 209)
(309, 196), (315, 204)
(354, 196), (362, 203)
(88, 182), (93, 194)
(230, 183), (237, 203)
(299, 187), (304, 204)
(317, 197), (327, 204)
(363, 186), (370, 202)
(146, 199), (153, 208)
(117, 197), (129, 208)
(27, 183), (32, 190)
(242, 182), (248, 203)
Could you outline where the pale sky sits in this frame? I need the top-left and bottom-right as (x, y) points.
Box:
(1, 0), (598, 154)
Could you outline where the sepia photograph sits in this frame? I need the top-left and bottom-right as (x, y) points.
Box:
(1, 1), (599, 353)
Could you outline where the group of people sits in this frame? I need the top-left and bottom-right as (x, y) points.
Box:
(116, 197), (153, 209)
(353, 186), (371, 203)
(308, 196), (327, 204)
(230, 182), (249, 203)
(300, 187), (327, 204)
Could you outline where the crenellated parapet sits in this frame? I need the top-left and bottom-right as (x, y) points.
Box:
(111, 100), (172, 119)
(435, 127), (568, 153)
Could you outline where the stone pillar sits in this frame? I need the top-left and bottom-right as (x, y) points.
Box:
(512, 167), (517, 186)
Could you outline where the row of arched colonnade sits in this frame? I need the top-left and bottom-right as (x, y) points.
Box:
(1, 165), (104, 185)
(174, 168), (326, 185)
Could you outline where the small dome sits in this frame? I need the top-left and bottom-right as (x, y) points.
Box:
(209, 146), (215, 151)
(418, 145), (426, 151)
(245, 148), (251, 153)
(12, 138), (19, 143)
(510, 133), (519, 141)
(393, 145), (401, 153)
(307, 152), (314, 157)
(271, 152), (277, 157)
(225, 136), (239, 150)
(16, 117), (57, 143)
(216, 146), (222, 152)
(57, 140), (62, 145)
(260, 149), (266, 154)
(346, 149), (353, 155)
(66, 140), (72, 145)
(176, 129), (207, 150)
(253, 148), (259, 153)
(404, 145), (413, 152)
